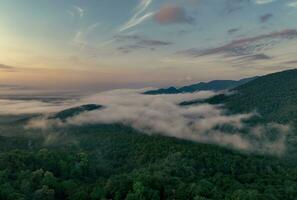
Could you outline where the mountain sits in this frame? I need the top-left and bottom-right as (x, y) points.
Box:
(205, 69), (297, 126)
(144, 77), (257, 95)
(1, 70), (297, 199)
(49, 104), (103, 121)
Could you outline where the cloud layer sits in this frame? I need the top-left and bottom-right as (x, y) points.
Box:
(0, 99), (68, 115)
(23, 89), (290, 155)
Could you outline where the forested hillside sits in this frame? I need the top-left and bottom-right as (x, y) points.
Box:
(223, 69), (297, 125)
(1, 69), (297, 200)
(0, 124), (296, 200)
(182, 69), (297, 125)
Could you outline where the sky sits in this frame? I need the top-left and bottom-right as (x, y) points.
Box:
(1, 0), (297, 92)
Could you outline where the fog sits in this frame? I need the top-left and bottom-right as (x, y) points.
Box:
(20, 89), (290, 155)
(0, 99), (69, 115)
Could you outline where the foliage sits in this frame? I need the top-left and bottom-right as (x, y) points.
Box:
(0, 123), (296, 199)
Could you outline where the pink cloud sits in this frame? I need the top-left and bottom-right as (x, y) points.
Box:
(154, 5), (195, 25)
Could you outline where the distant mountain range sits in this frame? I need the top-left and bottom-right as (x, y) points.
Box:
(144, 77), (257, 95)
(48, 75), (259, 121)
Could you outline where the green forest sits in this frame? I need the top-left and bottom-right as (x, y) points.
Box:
(1, 69), (297, 200)
(1, 124), (297, 200)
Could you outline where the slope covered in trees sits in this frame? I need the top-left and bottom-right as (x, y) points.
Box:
(1, 69), (297, 199)
(203, 69), (297, 125)
(0, 124), (296, 200)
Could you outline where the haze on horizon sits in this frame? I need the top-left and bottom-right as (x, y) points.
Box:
(1, 0), (297, 92)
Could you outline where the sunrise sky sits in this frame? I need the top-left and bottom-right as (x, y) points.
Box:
(1, 0), (297, 91)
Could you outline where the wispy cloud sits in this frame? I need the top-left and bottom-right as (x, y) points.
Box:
(73, 22), (102, 49)
(235, 53), (272, 62)
(0, 64), (17, 72)
(67, 5), (85, 19)
(118, 0), (154, 32)
(73, 5), (85, 18)
(67, 10), (74, 17)
(224, 0), (248, 14)
(254, 0), (276, 5)
(287, 1), (297, 8)
(0, 84), (20, 89)
(178, 29), (297, 58)
(115, 34), (172, 46)
(114, 34), (172, 53)
(284, 60), (297, 64)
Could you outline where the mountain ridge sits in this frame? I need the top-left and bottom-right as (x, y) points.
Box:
(144, 77), (257, 95)
(49, 104), (103, 121)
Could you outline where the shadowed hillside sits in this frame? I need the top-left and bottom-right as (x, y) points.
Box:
(49, 104), (103, 121)
(144, 77), (256, 95)
(205, 69), (297, 125)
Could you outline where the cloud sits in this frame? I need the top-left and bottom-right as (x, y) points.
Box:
(73, 22), (102, 49)
(284, 60), (297, 64)
(178, 29), (297, 58)
(236, 53), (272, 61)
(0, 99), (70, 115)
(137, 39), (172, 46)
(114, 34), (172, 53)
(0, 84), (20, 89)
(224, 0), (248, 14)
(254, 0), (276, 4)
(67, 5), (85, 19)
(25, 89), (290, 155)
(119, 0), (154, 32)
(115, 34), (172, 46)
(260, 13), (273, 23)
(287, 1), (297, 8)
(227, 28), (240, 34)
(117, 45), (146, 54)
(0, 64), (17, 72)
(72, 5), (85, 18)
(154, 5), (195, 25)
